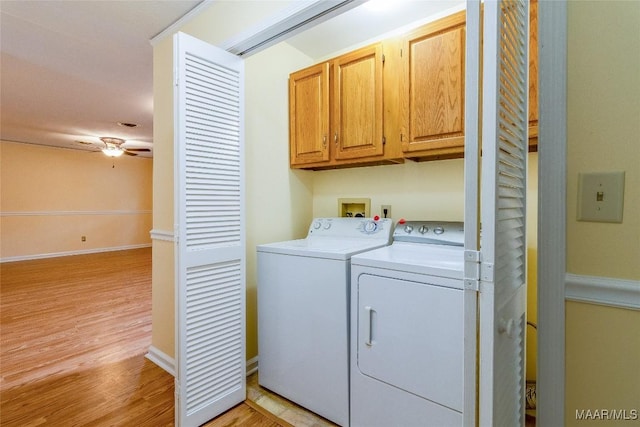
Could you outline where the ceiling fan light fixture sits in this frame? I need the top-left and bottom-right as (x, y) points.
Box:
(102, 146), (124, 157)
(100, 137), (125, 157)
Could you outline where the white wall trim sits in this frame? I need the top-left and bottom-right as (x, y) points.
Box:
(145, 348), (259, 379)
(537, 0), (567, 425)
(0, 243), (151, 263)
(217, 1), (361, 57)
(149, 0), (215, 46)
(246, 356), (259, 376)
(146, 345), (176, 376)
(566, 274), (640, 310)
(1, 209), (152, 217)
(150, 229), (175, 242)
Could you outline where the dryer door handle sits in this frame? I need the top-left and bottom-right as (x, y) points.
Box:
(364, 306), (375, 347)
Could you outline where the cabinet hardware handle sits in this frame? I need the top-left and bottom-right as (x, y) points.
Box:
(322, 134), (327, 147)
(334, 132), (338, 145)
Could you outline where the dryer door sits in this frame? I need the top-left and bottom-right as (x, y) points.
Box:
(356, 274), (465, 412)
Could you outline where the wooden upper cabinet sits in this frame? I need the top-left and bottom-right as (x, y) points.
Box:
(288, 6), (537, 169)
(401, 11), (466, 160)
(333, 44), (384, 160)
(289, 42), (400, 169)
(289, 62), (330, 166)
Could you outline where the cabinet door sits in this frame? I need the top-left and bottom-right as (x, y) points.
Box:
(402, 11), (466, 157)
(289, 63), (330, 165)
(332, 44), (384, 160)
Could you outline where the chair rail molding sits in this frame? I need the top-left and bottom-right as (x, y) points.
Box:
(565, 274), (640, 310)
(1, 209), (151, 217)
(150, 229), (175, 242)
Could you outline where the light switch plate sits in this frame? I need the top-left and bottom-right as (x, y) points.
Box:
(577, 171), (625, 223)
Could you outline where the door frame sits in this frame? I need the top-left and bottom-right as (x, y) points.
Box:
(537, 1), (567, 425)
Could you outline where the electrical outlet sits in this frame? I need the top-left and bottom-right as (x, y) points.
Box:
(81, 236), (86, 242)
(577, 171), (625, 223)
(381, 205), (392, 219)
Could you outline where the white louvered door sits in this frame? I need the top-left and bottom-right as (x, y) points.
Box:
(174, 32), (245, 427)
(478, 0), (529, 425)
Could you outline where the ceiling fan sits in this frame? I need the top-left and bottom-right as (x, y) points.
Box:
(99, 137), (151, 157)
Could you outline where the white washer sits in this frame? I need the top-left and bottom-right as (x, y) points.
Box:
(350, 221), (466, 427)
(257, 217), (393, 426)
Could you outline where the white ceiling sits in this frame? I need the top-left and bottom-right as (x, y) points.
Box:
(0, 0), (203, 157)
(0, 0), (463, 158)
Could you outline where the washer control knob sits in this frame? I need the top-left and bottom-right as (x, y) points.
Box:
(418, 225), (429, 234)
(363, 220), (378, 234)
(433, 226), (445, 235)
(313, 220), (322, 230)
(323, 221), (332, 230)
(404, 225), (414, 234)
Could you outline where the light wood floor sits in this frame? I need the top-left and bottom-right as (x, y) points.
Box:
(0, 248), (284, 426)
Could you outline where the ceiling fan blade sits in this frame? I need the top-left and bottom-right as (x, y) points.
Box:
(123, 150), (138, 156)
(124, 148), (151, 152)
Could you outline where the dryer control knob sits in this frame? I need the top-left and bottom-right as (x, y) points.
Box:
(419, 225), (429, 234)
(404, 225), (414, 234)
(433, 226), (445, 235)
(363, 220), (378, 233)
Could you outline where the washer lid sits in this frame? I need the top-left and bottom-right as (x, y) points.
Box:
(351, 242), (464, 279)
(257, 237), (391, 260)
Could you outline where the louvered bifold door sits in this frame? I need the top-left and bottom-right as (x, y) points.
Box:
(174, 32), (245, 427)
(478, 1), (529, 426)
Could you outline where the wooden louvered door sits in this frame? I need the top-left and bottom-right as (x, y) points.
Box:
(477, 0), (530, 425)
(173, 32), (245, 427)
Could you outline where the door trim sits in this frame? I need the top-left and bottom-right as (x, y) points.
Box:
(537, 1), (567, 425)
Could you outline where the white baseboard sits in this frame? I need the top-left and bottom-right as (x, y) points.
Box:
(145, 347), (258, 379)
(0, 243), (152, 263)
(146, 345), (176, 377)
(246, 356), (259, 376)
(565, 273), (640, 310)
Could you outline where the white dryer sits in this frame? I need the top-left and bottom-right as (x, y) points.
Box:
(350, 220), (469, 427)
(257, 217), (393, 426)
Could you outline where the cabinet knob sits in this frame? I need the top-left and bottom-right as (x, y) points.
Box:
(322, 134), (327, 147)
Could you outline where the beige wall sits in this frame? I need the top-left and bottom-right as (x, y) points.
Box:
(150, 32), (176, 359)
(0, 141), (152, 261)
(245, 42), (315, 358)
(565, 1), (640, 425)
